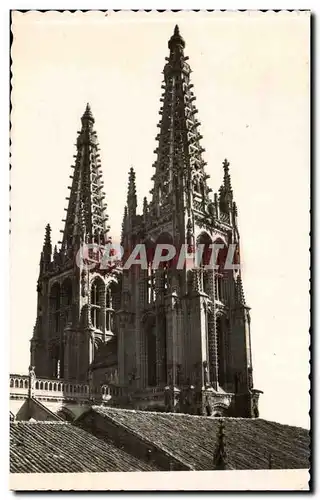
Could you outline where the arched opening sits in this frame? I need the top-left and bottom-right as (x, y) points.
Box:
(144, 239), (156, 305)
(19, 380), (23, 389)
(39, 382), (43, 390)
(61, 278), (72, 326)
(10, 379), (13, 388)
(51, 345), (63, 379)
(197, 232), (213, 295)
(106, 281), (119, 333)
(90, 277), (105, 330)
(154, 232), (174, 299)
(24, 380), (28, 389)
(145, 315), (157, 387)
(213, 238), (228, 303)
(50, 282), (61, 334)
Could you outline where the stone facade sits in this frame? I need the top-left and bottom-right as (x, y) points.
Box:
(30, 25), (262, 418)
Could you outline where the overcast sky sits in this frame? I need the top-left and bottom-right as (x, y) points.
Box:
(11, 10), (310, 428)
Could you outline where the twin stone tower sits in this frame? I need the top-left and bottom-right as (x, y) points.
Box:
(30, 26), (262, 418)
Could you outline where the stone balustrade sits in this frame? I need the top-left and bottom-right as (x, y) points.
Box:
(9, 374), (116, 403)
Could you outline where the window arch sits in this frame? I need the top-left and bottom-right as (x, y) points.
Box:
(50, 282), (61, 334)
(197, 232), (213, 296)
(144, 315), (157, 387)
(90, 277), (105, 330)
(106, 281), (118, 333)
(154, 232), (174, 299)
(61, 278), (72, 326)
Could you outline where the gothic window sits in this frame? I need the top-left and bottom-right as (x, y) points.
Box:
(147, 324), (157, 387)
(90, 277), (105, 330)
(203, 270), (213, 296)
(50, 282), (61, 334)
(147, 263), (156, 304)
(106, 285), (116, 332)
(61, 278), (72, 328)
(215, 274), (223, 302)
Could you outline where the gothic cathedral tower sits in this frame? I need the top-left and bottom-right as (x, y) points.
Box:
(30, 104), (121, 386)
(119, 26), (261, 417)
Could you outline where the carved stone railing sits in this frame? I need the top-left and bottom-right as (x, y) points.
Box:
(9, 374), (114, 403)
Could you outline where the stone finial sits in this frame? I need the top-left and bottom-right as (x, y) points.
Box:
(168, 24), (186, 50)
(213, 419), (228, 470)
(81, 102), (95, 124)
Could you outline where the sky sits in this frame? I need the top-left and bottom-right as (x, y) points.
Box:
(10, 10), (310, 428)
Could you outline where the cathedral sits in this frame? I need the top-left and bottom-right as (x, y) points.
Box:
(10, 25), (310, 476)
(29, 25), (261, 419)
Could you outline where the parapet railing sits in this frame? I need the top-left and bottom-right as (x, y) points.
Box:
(9, 374), (122, 402)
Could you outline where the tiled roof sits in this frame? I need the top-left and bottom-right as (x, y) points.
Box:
(10, 421), (157, 473)
(91, 407), (310, 470)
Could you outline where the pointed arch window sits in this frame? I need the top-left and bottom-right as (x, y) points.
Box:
(106, 285), (116, 332)
(147, 263), (156, 304)
(90, 278), (104, 330)
(215, 273), (223, 302)
(50, 283), (61, 334)
(91, 283), (100, 329)
(147, 324), (157, 387)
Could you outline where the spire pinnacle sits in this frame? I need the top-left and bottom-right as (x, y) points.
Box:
(127, 167), (137, 212)
(223, 159), (233, 195)
(81, 103), (95, 124)
(42, 224), (52, 266)
(168, 24), (185, 50)
(213, 420), (228, 470)
(44, 223), (51, 246)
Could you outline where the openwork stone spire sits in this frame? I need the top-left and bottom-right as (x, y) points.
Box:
(62, 103), (110, 248)
(151, 25), (210, 212)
